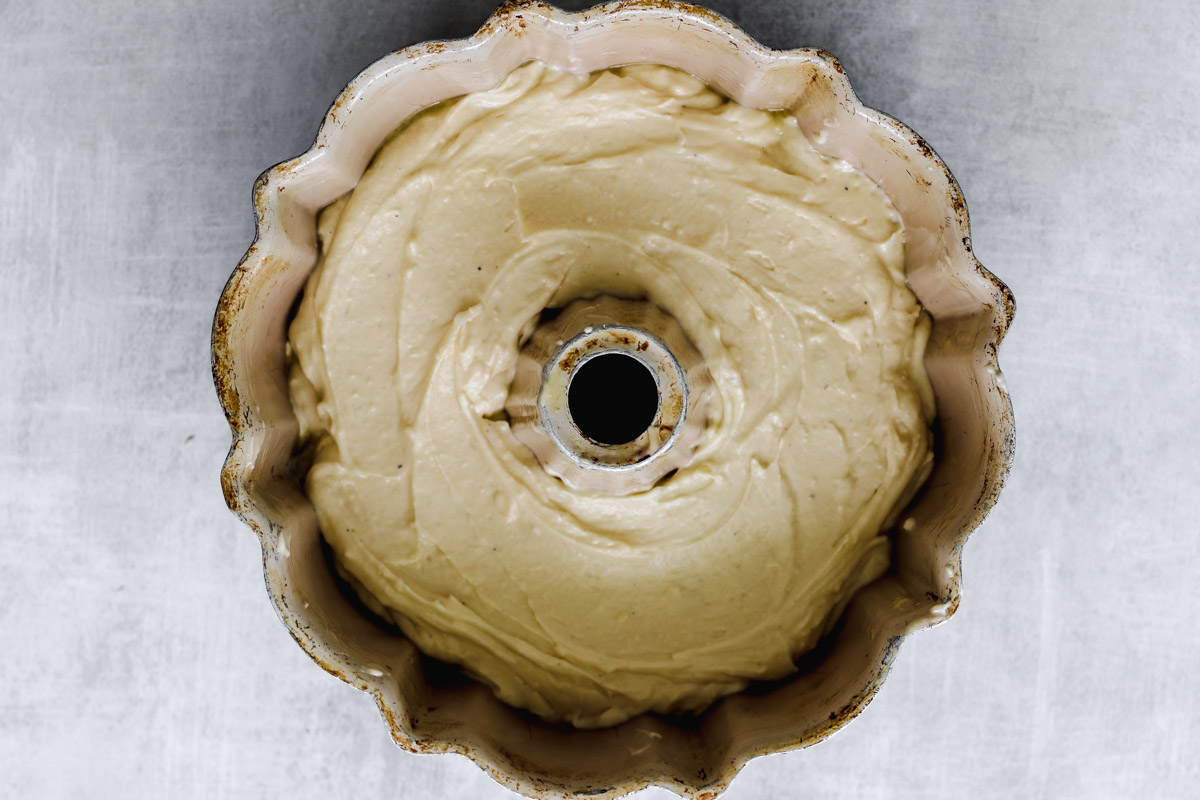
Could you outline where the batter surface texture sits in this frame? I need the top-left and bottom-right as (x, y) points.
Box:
(287, 63), (934, 727)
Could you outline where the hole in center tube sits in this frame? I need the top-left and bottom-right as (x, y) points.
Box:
(567, 353), (659, 446)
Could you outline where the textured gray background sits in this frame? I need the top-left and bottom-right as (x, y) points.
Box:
(2, 0), (1198, 797)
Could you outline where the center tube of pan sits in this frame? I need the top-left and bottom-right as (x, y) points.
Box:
(505, 296), (711, 495)
(567, 352), (660, 446)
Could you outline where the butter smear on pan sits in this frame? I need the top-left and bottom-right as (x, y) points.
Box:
(286, 62), (935, 728)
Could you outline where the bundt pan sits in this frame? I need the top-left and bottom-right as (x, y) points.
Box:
(211, 2), (1015, 797)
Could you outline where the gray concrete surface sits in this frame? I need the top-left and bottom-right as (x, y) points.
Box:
(2, 0), (1198, 797)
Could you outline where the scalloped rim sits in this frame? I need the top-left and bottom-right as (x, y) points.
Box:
(211, 2), (1014, 798)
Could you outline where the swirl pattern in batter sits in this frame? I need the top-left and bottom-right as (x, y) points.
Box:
(287, 62), (935, 728)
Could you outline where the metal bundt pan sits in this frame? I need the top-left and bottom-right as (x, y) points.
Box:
(212, 2), (1015, 797)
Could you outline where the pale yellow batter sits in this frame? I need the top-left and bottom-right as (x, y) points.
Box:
(287, 62), (935, 727)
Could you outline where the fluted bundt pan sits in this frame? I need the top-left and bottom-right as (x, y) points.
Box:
(212, 3), (1014, 797)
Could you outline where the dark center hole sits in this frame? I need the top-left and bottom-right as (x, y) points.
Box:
(568, 353), (659, 445)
